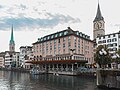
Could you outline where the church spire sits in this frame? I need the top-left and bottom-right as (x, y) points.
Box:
(9, 25), (15, 52)
(93, 2), (104, 22)
(10, 25), (14, 44)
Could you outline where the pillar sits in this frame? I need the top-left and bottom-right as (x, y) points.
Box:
(66, 64), (68, 71)
(72, 64), (74, 72)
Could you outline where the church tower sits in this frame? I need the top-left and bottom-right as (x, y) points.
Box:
(9, 25), (15, 52)
(93, 2), (105, 40)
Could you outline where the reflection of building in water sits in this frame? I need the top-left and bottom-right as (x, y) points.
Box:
(30, 74), (75, 88)
(27, 27), (94, 75)
(30, 74), (95, 90)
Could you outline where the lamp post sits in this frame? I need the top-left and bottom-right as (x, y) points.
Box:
(112, 53), (119, 69)
(99, 48), (107, 69)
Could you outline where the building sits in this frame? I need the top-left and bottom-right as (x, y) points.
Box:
(19, 46), (33, 69)
(93, 2), (105, 40)
(4, 51), (19, 68)
(0, 52), (5, 68)
(28, 27), (94, 75)
(96, 32), (120, 56)
(4, 25), (20, 68)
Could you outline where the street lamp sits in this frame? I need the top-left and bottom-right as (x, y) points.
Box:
(112, 53), (119, 69)
(99, 48), (107, 69)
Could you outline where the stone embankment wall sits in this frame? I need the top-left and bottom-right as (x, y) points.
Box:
(97, 69), (120, 89)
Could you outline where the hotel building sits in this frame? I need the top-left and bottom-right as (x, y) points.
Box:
(29, 27), (94, 75)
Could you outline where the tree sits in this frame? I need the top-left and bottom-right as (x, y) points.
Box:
(94, 45), (112, 68)
(115, 49), (120, 64)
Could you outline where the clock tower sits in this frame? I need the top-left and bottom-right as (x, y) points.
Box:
(93, 2), (105, 40)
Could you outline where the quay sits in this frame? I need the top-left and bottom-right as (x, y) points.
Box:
(97, 69), (120, 89)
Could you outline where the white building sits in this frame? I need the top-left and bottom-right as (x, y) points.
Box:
(4, 51), (19, 68)
(19, 46), (33, 69)
(96, 32), (120, 56)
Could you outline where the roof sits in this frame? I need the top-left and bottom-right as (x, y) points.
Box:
(93, 3), (104, 22)
(0, 52), (5, 57)
(33, 27), (91, 45)
(20, 46), (32, 49)
(10, 25), (15, 44)
(96, 31), (120, 38)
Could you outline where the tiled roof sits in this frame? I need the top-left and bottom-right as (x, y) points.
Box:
(33, 27), (91, 44)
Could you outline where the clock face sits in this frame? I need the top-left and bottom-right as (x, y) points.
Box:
(98, 22), (102, 28)
(94, 22), (102, 29)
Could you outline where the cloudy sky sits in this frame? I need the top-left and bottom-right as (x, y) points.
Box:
(0, 0), (120, 52)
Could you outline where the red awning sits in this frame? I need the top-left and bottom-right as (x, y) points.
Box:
(26, 60), (87, 64)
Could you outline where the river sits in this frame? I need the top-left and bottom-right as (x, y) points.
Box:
(0, 71), (102, 90)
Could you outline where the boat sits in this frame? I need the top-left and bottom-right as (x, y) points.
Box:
(53, 72), (59, 76)
(30, 67), (45, 75)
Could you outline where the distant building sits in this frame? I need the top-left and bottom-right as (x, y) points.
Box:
(94, 2), (119, 55)
(28, 27), (94, 75)
(0, 52), (5, 68)
(4, 51), (19, 68)
(96, 32), (120, 56)
(19, 46), (33, 69)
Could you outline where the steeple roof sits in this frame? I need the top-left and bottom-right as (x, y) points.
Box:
(93, 3), (104, 22)
(10, 25), (15, 44)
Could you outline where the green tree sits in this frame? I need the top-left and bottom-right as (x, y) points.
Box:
(94, 45), (112, 68)
(115, 49), (120, 64)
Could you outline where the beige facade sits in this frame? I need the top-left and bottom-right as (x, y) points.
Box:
(33, 28), (94, 64)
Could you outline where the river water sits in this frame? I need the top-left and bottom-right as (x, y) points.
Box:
(0, 71), (102, 90)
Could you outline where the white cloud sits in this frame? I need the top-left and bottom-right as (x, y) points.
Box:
(0, 0), (120, 51)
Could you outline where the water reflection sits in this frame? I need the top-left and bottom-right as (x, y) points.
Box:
(30, 74), (98, 90)
(0, 71), (101, 90)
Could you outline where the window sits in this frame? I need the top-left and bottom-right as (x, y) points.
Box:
(107, 39), (111, 43)
(80, 32), (82, 37)
(98, 41), (102, 44)
(113, 43), (117, 46)
(63, 38), (66, 42)
(58, 39), (60, 43)
(63, 43), (65, 48)
(59, 32), (63, 36)
(99, 37), (101, 39)
(76, 31), (79, 35)
(103, 40), (106, 43)
(54, 40), (56, 44)
(55, 34), (58, 37)
(113, 34), (116, 37)
(47, 36), (50, 40)
(112, 38), (117, 42)
(64, 31), (68, 35)
(51, 35), (54, 39)
(44, 37), (46, 41)
(119, 35), (120, 38)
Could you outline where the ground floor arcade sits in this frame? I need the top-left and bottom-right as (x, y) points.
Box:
(28, 60), (87, 75)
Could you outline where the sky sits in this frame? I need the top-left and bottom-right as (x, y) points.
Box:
(0, 0), (120, 52)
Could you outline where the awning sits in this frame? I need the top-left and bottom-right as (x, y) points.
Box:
(26, 60), (87, 64)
